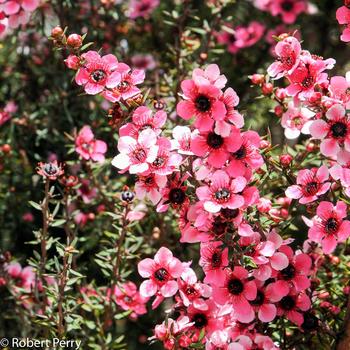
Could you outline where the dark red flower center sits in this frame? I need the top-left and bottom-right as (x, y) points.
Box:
(118, 80), (130, 92)
(301, 76), (314, 89)
(144, 175), (155, 185)
(169, 188), (186, 204)
(280, 264), (296, 280)
(250, 290), (265, 306)
(280, 296), (295, 310)
(227, 278), (244, 295)
(195, 95), (211, 112)
(154, 268), (169, 282)
(220, 208), (239, 220)
(133, 148), (147, 162)
(192, 313), (208, 328)
(214, 188), (231, 202)
(232, 146), (246, 160)
(325, 217), (339, 234)
(207, 132), (224, 149)
(44, 163), (59, 175)
(211, 251), (222, 267)
(185, 286), (198, 296)
(212, 217), (228, 236)
(331, 122), (348, 138)
(152, 157), (165, 168)
(91, 69), (107, 82)
(281, 0), (293, 11)
(304, 181), (319, 196)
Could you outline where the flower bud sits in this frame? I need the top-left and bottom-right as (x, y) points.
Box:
(1, 143), (11, 153)
(262, 82), (273, 95)
(275, 88), (286, 100)
(51, 26), (64, 39)
(67, 34), (83, 48)
(274, 105), (283, 117)
(279, 154), (292, 167)
(251, 74), (265, 85)
(64, 54), (80, 70)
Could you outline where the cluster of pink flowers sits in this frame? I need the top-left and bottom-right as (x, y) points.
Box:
(0, 0), (39, 35)
(66, 50), (145, 104)
(253, 0), (311, 24)
(216, 22), (265, 54)
(108, 62), (321, 349)
(336, 1), (350, 42)
(266, 34), (350, 256)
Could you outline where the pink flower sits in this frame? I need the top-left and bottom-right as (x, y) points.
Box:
(199, 241), (229, 285)
(250, 280), (289, 322)
(187, 301), (221, 336)
(153, 316), (193, 348)
(212, 266), (257, 323)
(277, 290), (311, 326)
(171, 126), (197, 155)
(135, 173), (167, 204)
(0, 0), (39, 29)
(234, 22), (266, 48)
(177, 79), (227, 132)
(112, 129), (158, 174)
(149, 137), (182, 175)
(327, 73), (350, 108)
(281, 103), (314, 139)
(196, 170), (246, 213)
(156, 174), (188, 212)
(0, 100), (17, 126)
(128, 0), (159, 19)
(336, 6), (350, 42)
(192, 64), (227, 90)
(216, 22), (265, 54)
(110, 281), (149, 319)
(268, 36), (301, 79)
(191, 127), (242, 168)
(177, 267), (212, 310)
(75, 125), (107, 163)
(138, 247), (185, 299)
(75, 51), (122, 95)
(285, 165), (330, 204)
(219, 88), (244, 130)
(77, 179), (97, 203)
(119, 106), (167, 138)
(226, 130), (264, 177)
(310, 104), (350, 157)
(329, 150), (350, 196)
(286, 54), (335, 99)
(270, 0), (307, 24)
(308, 201), (350, 254)
(277, 246), (311, 292)
(6, 262), (35, 291)
(131, 53), (156, 70)
(103, 65), (145, 102)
